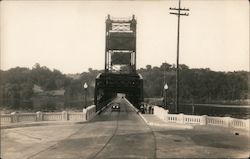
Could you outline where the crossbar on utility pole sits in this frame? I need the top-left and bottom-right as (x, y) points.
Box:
(169, 0), (189, 114)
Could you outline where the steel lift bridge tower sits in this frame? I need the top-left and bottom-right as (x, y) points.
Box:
(94, 15), (143, 111)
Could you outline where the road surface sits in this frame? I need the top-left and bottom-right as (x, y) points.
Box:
(1, 97), (249, 159)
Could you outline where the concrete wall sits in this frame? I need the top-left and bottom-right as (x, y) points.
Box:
(1, 105), (97, 124)
(153, 105), (250, 130)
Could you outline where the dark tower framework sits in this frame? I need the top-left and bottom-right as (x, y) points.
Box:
(105, 14), (137, 74)
(95, 15), (143, 111)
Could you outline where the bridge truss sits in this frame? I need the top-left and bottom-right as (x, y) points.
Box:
(94, 15), (143, 111)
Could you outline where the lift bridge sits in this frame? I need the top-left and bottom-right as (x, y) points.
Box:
(94, 15), (143, 111)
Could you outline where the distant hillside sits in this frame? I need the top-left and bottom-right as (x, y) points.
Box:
(33, 84), (65, 96)
(33, 84), (43, 93)
(66, 73), (81, 80)
(0, 62), (249, 112)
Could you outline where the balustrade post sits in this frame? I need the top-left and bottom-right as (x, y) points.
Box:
(245, 119), (250, 130)
(153, 106), (157, 115)
(165, 109), (169, 114)
(83, 108), (87, 120)
(165, 110), (169, 121)
(62, 111), (68, 121)
(36, 111), (43, 121)
(11, 112), (18, 123)
(161, 107), (165, 120)
(178, 113), (184, 124)
(201, 115), (207, 125)
(224, 117), (232, 128)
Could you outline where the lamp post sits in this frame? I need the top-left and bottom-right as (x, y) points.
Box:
(83, 82), (88, 108)
(164, 83), (168, 109)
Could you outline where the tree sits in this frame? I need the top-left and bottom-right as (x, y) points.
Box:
(146, 65), (152, 71)
(160, 62), (172, 71)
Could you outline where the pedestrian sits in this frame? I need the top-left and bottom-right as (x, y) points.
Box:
(149, 105), (152, 114)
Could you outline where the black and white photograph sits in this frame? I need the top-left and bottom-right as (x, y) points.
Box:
(0, 0), (249, 158)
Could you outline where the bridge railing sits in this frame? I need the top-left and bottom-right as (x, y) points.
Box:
(1, 114), (12, 123)
(0, 105), (97, 124)
(153, 105), (250, 130)
(42, 112), (63, 121)
(86, 105), (96, 120)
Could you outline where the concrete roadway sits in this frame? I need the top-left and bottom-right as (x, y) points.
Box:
(1, 97), (249, 159)
(2, 98), (156, 159)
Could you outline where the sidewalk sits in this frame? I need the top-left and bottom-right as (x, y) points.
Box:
(141, 114), (249, 133)
(141, 114), (249, 158)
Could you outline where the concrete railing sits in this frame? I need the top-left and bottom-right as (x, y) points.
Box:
(42, 112), (63, 121)
(1, 114), (12, 123)
(153, 105), (250, 130)
(153, 106), (167, 120)
(0, 105), (97, 124)
(68, 112), (85, 121)
(85, 105), (96, 120)
(183, 115), (203, 124)
(17, 113), (37, 122)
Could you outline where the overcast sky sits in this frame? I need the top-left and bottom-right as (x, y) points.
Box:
(1, 0), (249, 74)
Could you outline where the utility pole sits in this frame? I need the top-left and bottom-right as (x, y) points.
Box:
(169, 0), (189, 113)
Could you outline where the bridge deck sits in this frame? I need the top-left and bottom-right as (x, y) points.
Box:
(1, 97), (249, 158)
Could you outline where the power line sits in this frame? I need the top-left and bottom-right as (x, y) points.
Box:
(169, 0), (189, 114)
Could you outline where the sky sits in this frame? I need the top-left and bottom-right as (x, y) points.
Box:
(0, 0), (249, 74)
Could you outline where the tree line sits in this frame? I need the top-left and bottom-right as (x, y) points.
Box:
(0, 62), (249, 111)
(139, 63), (249, 105)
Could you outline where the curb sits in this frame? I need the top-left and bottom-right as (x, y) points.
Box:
(124, 99), (193, 129)
(124, 98), (150, 125)
(1, 120), (88, 129)
(88, 109), (102, 121)
(138, 113), (149, 124)
(124, 98), (139, 112)
(147, 121), (194, 129)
